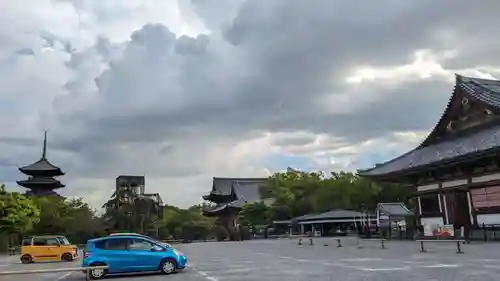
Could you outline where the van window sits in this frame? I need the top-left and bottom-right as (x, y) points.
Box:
(33, 238), (47, 246)
(95, 238), (128, 250)
(33, 237), (60, 246)
(22, 239), (31, 246)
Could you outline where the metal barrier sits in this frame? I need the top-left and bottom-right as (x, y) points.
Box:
(416, 239), (465, 254)
(0, 265), (109, 281)
(298, 237), (313, 245)
(357, 238), (387, 249)
(297, 237), (388, 249)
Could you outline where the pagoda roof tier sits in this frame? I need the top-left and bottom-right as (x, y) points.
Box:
(17, 177), (65, 189)
(360, 74), (500, 179)
(25, 189), (63, 197)
(19, 131), (64, 177)
(19, 158), (64, 177)
(203, 177), (266, 204)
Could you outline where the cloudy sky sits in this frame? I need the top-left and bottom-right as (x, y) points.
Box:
(1, 0), (499, 209)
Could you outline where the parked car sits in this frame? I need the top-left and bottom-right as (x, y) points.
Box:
(20, 235), (78, 264)
(82, 234), (187, 279)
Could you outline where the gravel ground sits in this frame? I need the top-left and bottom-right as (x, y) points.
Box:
(1, 237), (500, 281)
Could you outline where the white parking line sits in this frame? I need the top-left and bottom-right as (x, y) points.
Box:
(355, 266), (411, 271)
(341, 258), (383, 262)
(421, 264), (461, 268)
(55, 272), (73, 281)
(192, 267), (220, 281)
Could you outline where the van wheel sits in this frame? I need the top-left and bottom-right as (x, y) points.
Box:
(88, 262), (107, 280)
(21, 254), (32, 264)
(159, 259), (177, 275)
(62, 253), (73, 262)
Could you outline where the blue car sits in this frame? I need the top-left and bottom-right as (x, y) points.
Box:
(82, 235), (187, 279)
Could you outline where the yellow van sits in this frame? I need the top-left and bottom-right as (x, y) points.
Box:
(20, 235), (78, 264)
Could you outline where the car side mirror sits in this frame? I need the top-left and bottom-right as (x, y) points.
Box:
(150, 247), (157, 252)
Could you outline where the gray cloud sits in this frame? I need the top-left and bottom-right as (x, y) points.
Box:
(1, 0), (500, 207)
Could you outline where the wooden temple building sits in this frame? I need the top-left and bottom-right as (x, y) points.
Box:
(17, 131), (65, 196)
(202, 177), (268, 240)
(359, 74), (500, 236)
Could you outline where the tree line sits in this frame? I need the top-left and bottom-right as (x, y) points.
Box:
(0, 168), (413, 250)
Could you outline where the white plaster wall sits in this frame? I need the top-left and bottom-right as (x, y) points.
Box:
(477, 214), (500, 225)
(442, 179), (467, 188)
(472, 173), (500, 183)
(420, 217), (443, 226)
(417, 184), (439, 192)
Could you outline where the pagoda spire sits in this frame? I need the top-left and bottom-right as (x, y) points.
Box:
(42, 130), (47, 159)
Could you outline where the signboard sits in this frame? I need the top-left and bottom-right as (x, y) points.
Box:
(435, 225), (454, 237)
(423, 224), (454, 237)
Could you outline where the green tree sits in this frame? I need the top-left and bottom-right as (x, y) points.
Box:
(238, 202), (269, 226)
(261, 168), (322, 220)
(102, 186), (138, 232)
(158, 204), (216, 240)
(0, 185), (40, 234)
(0, 185), (40, 250)
(260, 168), (413, 222)
(30, 196), (105, 244)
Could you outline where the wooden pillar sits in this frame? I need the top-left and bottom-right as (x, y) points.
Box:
(417, 196), (422, 215)
(443, 193), (449, 224)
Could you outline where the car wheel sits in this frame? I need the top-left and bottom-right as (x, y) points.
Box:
(160, 259), (177, 275)
(89, 263), (107, 280)
(61, 253), (73, 262)
(20, 254), (32, 264)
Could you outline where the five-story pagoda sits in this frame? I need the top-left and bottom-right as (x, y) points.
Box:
(17, 131), (65, 196)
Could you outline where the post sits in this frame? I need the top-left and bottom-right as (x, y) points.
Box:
(456, 240), (464, 254)
(309, 238), (313, 245)
(483, 223), (487, 242)
(336, 239), (342, 248)
(85, 268), (90, 281)
(420, 241), (426, 253)
(380, 239), (385, 249)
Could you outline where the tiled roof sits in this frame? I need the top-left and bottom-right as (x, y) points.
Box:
(202, 200), (244, 214)
(202, 178), (269, 215)
(20, 158), (63, 174)
(361, 122), (500, 176)
(294, 209), (369, 221)
(17, 177), (65, 188)
(377, 202), (412, 217)
(460, 75), (500, 107)
(360, 75), (500, 177)
(204, 177), (266, 202)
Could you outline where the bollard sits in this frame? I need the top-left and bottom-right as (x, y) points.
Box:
(456, 241), (464, 254)
(380, 239), (386, 249)
(298, 238), (302, 245)
(309, 238), (313, 246)
(420, 241), (426, 253)
(336, 239), (342, 248)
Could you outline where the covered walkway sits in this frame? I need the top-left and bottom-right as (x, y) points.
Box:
(274, 209), (377, 236)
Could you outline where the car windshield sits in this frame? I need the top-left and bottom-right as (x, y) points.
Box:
(57, 237), (71, 245)
(144, 237), (170, 248)
(159, 242), (171, 248)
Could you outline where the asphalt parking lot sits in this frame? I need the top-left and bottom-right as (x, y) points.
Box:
(2, 237), (500, 281)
